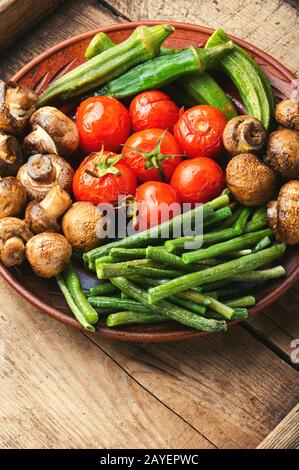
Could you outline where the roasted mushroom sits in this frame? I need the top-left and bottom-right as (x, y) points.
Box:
(25, 184), (72, 234)
(264, 128), (299, 180)
(0, 176), (27, 218)
(223, 115), (267, 156)
(0, 132), (23, 176)
(226, 153), (277, 206)
(275, 99), (299, 130)
(0, 80), (38, 135)
(62, 201), (104, 252)
(267, 180), (299, 245)
(17, 153), (74, 201)
(26, 232), (72, 278)
(0, 217), (32, 267)
(23, 106), (79, 158)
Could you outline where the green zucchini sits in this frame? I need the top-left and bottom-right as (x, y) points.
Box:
(38, 24), (174, 105)
(205, 28), (273, 129)
(85, 32), (237, 119)
(94, 42), (234, 99)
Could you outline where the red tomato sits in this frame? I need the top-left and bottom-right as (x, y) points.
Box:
(129, 90), (180, 132)
(121, 128), (183, 183)
(76, 96), (131, 153)
(73, 150), (137, 205)
(135, 181), (181, 230)
(174, 105), (227, 159)
(170, 157), (224, 204)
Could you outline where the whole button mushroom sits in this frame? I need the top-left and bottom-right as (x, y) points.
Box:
(0, 132), (23, 176)
(0, 217), (32, 267)
(223, 115), (267, 157)
(267, 180), (299, 245)
(264, 128), (299, 180)
(0, 176), (27, 218)
(0, 80), (38, 135)
(17, 153), (74, 201)
(25, 184), (72, 234)
(26, 232), (72, 278)
(275, 99), (299, 130)
(23, 106), (79, 158)
(62, 201), (104, 252)
(226, 153), (277, 206)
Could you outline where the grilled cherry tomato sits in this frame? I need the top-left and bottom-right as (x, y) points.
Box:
(135, 181), (181, 230)
(170, 157), (224, 204)
(129, 90), (180, 132)
(121, 128), (183, 183)
(72, 150), (137, 205)
(174, 105), (227, 159)
(76, 96), (131, 153)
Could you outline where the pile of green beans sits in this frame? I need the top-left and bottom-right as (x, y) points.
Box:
(58, 194), (286, 333)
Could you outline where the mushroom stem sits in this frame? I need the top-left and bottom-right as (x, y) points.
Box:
(40, 184), (72, 220)
(1, 236), (25, 267)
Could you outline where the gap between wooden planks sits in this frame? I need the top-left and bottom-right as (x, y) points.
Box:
(0, 0), (298, 449)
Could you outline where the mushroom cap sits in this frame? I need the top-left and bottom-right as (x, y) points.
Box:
(23, 106), (79, 158)
(275, 99), (299, 130)
(0, 176), (27, 218)
(226, 153), (277, 207)
(25, 201), (60, 234)
(223, 115), (267, 157)
(267, 180), (299, 245)
(0, 217), (33, 267)
(62, 201), (104, 252)
(0, 80), (38, 135)
(26, 232), (72, 278)
(264, 128), (299, 180)
(0, 132), (23, 176)
(17, 153), (74, 201)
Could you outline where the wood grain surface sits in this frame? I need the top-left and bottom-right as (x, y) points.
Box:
(0, 0), (299, 449)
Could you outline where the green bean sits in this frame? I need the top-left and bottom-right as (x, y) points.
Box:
(182, 229), (272, 264)
(109, 248), (147, 261)
(63, 264), (98, 324)
(87, 282), (117, 297)
(88, 296), (152, 313)
(253, 236), (272, 252)
(146, 246), (203, 271)
(230, 265), (286, 281)
(83, 194), (229, 268)
(147, 244), (286, 304)
(56, 275), (95, 332)
(169, 297), (206, 315)
(96, 260), (182, 279)
(205, 308), (248, 321)
(243, 207), (267, 233)
(225, 295), (256, 308)
(179, 290), (234, 320)
(107, 311), (167, 327)
(111, 277), (227, 332)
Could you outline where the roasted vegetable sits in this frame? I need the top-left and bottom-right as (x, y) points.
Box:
(0, 217), (32, 267)
(226, 153), (277, 206)
(0, 177), (27, 218)
(92, 43), (234, 99)
(38, 24), (174, 105)
(223, 115), (267, 156)
(264, 128), (299, 180)
(267, 180), (299, 245)
(275, 99), (299, 130)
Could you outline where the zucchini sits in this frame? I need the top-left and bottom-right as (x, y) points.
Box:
(205, 28), (273, 129)
(85, 32), (237, 119)
(38, 24), (174, 105)
(93, 42), (234, 99)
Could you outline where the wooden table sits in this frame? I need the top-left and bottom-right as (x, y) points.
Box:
(0, 0), (299, 449)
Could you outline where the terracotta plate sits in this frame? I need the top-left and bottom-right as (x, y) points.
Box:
(1, 21), (298, 342)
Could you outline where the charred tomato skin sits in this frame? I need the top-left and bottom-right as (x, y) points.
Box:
(72, 151), (137, 205)
(174, 104), (227, 159)
(170, 156), (224, 204)
(76, 96), (131, 153)
(129, 90), (180, 132)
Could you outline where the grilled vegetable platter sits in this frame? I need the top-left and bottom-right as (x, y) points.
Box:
(1, 23), (298, 338)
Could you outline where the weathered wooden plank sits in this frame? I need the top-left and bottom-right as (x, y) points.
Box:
(105, 0), (299, 74)
(0, 0), (65, 51)
(88, 324), (299, 449)
(0, 279), (213, 449)
(0, 0), (124, 80)
(257, 404), (299, 448)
